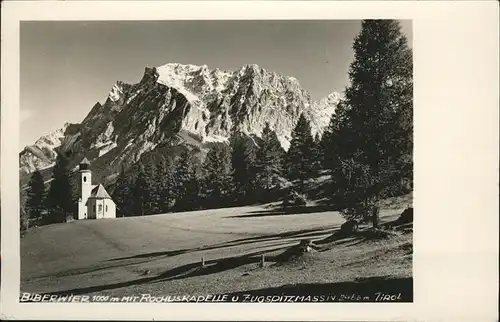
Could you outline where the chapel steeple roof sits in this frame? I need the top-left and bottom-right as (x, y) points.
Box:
(79, 157), (91, 171)
(80, 157), (90, 165)
(89, 184), (112, 200)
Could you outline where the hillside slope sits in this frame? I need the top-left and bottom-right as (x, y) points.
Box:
(21, 193), (412, 299)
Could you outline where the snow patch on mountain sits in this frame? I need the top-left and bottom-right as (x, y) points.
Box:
(109, 83), (124, 102)
(98, 142), (118, 158)
(33, 123), (69, 149)
(20, 62), (342, 183)
(92, 122), (115, 148)
(203, 135), (229, 143)
(19, 123), (70, 174)
(309, 92), (343, 137)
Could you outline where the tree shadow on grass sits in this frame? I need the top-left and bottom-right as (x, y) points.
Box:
(151, 250), (282, 284)
(28, 238), (412, 300)
(314, 224), (413, 251)
(153, 242), (346, 283)
(228, 204), (339, 218)
(315, 229), (360, 246)
(105, 226), (336, 263)
(225, 276), (413, 302)
(31, 257), (155, 280)
(34, 246), (292, 297)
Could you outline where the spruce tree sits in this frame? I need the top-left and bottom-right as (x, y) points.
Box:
(20, 190), (30, 233)
(68, 171), (81, 217)
(329, 20), (413, 220)
(142, 159), (159, 215)
(173, 149), (199, 211)
(255, 122), (284, 200)
(285, 114), (315, 191)
(157, 155), (175, 213)
(311, 133), (323, 173)
(343, 20), (412, 166)
(26, 169), (46, 224)
(132, 162), (148, 216)
(112, 165), (133, 217)
(45, 152), (73, 224)
(230, 132), (257, 205)
(202, 144), (233, 209)
(153, 154), (173, 213)
(321, 100), (350, 172)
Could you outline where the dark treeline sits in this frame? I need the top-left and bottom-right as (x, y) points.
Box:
(21, 152), (77, 230)
(111, 121), (294, 217)
(21, 20), (412, 226)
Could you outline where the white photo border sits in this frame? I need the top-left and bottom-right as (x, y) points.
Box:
(1, 1), (499, 321)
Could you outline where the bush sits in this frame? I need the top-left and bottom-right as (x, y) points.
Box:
(340, 219), (359, 234)
(340, 201), (376, 222)
(282, 190), (307, 208)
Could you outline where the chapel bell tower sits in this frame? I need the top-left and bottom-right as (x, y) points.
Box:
(77, 157), (92, 220)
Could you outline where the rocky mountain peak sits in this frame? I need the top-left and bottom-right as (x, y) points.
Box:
(20, 62), (343, 186)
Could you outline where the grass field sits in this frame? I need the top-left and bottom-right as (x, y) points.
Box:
(21, 193), (413, 302)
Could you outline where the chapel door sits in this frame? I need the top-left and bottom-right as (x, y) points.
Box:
(97, 203), (103, 219)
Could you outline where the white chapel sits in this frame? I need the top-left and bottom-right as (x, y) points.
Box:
(77, 158), (116, 220)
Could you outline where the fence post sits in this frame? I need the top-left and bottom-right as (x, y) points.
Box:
(201, 257), (205, 267)
(260, 254), (265, 268)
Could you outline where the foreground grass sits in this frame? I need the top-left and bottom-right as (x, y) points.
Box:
(21, 194), (412, 302)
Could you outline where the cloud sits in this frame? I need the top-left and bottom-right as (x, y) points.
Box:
(20, 109), (35, 123)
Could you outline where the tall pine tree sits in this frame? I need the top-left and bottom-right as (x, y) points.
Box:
(255, 122), (284, 200)
(173, 149), (199, 211)
(311, 133), (323, 173)
(157, 155), (176, 213)
(321, 100), (350, 172)
(45, 152), (73, 224)
(285, 114), (315, 191)
(201, 144), (233, 209)
(112, 165), (133, 217)
(230, 132), (257, 205)
(328, 20), (413, 219)
(142, 159), (160, 215)
(26, 169), (46, 225)
(131, 162), (148, 216)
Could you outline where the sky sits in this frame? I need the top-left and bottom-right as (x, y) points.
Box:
(20, 20), (412, 150)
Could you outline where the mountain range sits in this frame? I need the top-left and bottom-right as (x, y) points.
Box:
(19, 63), (342, 187)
